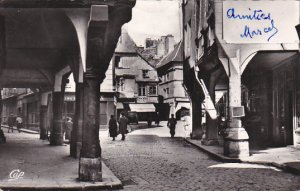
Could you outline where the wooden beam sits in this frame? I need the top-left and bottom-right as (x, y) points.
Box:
(0, 0), (135, 8)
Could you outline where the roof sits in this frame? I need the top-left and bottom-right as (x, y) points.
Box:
(115, 30), (137, 53)
(115, 55), (159, 82)
(156, 41), (182, 69)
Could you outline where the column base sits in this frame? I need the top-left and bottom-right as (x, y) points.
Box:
(191, 128), (204, 140)
(70, 142), (82, 158)
(40, 130), (48, 140)
(50, 133), (64, 146)
(79, 157), (102, 182)
(223, 127), (249, 158)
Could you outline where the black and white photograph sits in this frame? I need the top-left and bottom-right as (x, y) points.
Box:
(0, 0), (299, 190)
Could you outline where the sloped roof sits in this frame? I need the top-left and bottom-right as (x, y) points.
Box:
(156, 41), (182, 69)
(115, 55), (158, 82)
(115, 30), (137, 53)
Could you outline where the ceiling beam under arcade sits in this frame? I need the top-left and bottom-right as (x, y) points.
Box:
(0, 0), (136, 8)
(0, 68), (53, 88)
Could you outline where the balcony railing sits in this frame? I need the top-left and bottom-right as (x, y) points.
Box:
(137, 96), (158, 103)
(137, 96), (148, 103)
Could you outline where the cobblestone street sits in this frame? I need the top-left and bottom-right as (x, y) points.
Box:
(101, 126), (300, 191)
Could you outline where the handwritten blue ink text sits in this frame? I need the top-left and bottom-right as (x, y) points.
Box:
(227, 8), (279, 42)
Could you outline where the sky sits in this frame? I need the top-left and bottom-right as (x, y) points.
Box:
(124, 0), (182, 47)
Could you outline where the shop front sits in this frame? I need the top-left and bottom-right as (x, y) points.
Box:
(242, 51), (300, 148)
(129, 103), (156, 122)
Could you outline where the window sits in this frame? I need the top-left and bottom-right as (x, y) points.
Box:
(117, 78), (125, 91)
(148, 85), (157, 96)
(142, 70), (149, 78)
(164, 88), (170, 97)
(139, 84), (146, 96)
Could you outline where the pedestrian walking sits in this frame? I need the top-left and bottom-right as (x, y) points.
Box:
(109, 115), (118, 141)
(16, 115), (23, 133)
(167, 114), (177, 138)
(155, 112), (160, 127)
(62, 116), (67, 139)
(65, 117), (73, 141)
(7, 113), (15, 133)
(118, 112), (129, 141)
(147, 115), (152, 128)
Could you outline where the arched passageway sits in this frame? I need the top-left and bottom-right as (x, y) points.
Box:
(242, 51), (299, 149)
(0, 0), (136, 183)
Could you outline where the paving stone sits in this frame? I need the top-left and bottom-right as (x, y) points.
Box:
(101, 130), (300, 191)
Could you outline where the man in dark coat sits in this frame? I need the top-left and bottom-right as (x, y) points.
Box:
(155, 112), (160, 127)
(7, 113), (15, 133)
(167, 114), (177, 138)
(109, 115), (118, 141)
(118, 113), (129, 141)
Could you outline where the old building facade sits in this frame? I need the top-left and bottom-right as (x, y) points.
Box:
(183, 0), (300, 158)
(113, 30), (159, 121)
(156, 41), (190, 120)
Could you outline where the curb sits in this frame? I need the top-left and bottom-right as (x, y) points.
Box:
(0, 162), (123, 191)
(1, 125), (39, 134)
(184, 138), (241, 163)
(184, 138), (300, 176)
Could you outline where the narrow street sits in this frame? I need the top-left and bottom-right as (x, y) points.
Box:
(101, 124), (300, 191)
(0, 124), (299, 191)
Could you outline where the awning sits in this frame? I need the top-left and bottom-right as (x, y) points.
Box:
(129, 103), (156, 112)
(175, 102), (191, 113)
(116, 103), (124, 109)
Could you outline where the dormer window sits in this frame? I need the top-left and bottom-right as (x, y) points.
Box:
(142, 70), (149, 78)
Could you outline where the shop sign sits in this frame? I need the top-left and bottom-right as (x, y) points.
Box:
(64, 95), (75, 101)
(223, 1), (299, 43)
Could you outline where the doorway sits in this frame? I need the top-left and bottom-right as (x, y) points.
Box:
(286, 91), (294, 145)
(242, 51), (299, 148)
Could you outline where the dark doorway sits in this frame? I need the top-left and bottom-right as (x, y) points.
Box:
(286, 91), (294, 145)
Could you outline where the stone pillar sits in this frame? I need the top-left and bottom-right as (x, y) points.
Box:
(40, 105), (48, 140)
(50, 92), (64, 145)
(188, 68), (205, 139)
(182, 63), (205, 139)
(203, 81), (218, 144)
(224, 74), (249, 158)
(203, 68), (223, 145)
(79, 72), (101, 181)
(78, 3), (135, 182)
(70, 83), (83, 158)
(78, 6), (105, 181)
(190, 98), (203, 139)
